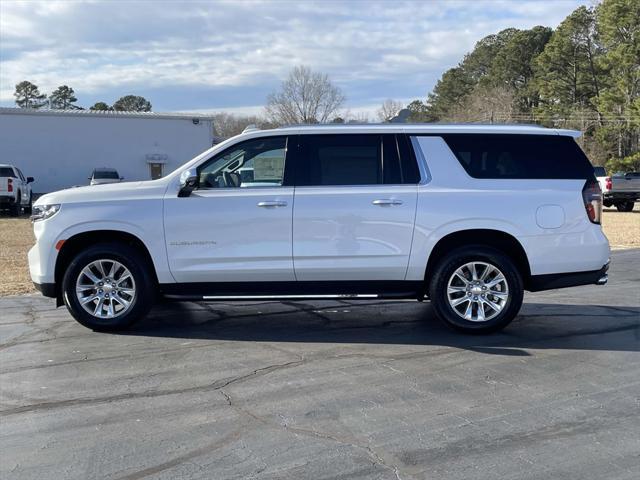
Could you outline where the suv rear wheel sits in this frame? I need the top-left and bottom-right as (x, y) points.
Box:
(428, 246), (523, 334)
(62, 243), (155, 331)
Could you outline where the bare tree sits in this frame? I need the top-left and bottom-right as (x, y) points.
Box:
(445, 86), (517, 123)
(212, 112), (273, 139)
(265, 66), (345, 125)
(377, 99), (404, 122)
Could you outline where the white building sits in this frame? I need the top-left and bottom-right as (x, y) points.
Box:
(0, 108), (218, 193)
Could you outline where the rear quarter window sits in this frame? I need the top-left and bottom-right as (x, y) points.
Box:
(442, 134), (595, 180)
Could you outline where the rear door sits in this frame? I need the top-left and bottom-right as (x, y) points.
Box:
(292, 134), (419, 281)
(15, 168), (30, 205)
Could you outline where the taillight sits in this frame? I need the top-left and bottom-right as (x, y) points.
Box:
(605, 177), (612, 191)
(7, 178), (12, 192)
(582, 180), (602, 224)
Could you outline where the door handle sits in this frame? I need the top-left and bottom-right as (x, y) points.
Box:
(257, 200), (288, 208)
(372, 199), (403, 206)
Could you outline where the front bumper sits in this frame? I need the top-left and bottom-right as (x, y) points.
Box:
(528, 260), (609, 292)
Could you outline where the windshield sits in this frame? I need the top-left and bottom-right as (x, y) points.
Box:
(593, 166), (607, 177)
(93, 170), (119, 179)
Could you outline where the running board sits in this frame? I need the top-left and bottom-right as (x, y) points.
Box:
(163, 293), (382, 301)
(203, 294), (379, 300)
(160, 281), (423, 301)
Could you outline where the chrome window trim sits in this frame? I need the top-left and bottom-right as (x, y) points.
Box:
(409, 135), (432, 186)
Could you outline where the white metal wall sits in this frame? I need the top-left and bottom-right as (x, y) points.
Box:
(0, 112), (215, 193)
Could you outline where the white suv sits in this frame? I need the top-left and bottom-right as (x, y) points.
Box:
(28, 125), (610, 334)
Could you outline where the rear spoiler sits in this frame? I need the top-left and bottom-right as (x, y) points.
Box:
(555, 129), (582, 139)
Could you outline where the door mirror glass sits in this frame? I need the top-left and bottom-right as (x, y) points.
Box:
(26, 177), (34, 183)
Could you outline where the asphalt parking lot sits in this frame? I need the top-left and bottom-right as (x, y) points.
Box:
(1, 249), (639, 480)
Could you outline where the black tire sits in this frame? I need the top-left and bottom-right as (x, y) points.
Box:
(8, 193), (20, 216)
(615, 201), (634, 212)
(24, 193), (33, 214)
(428, 246), (524, 334)
(62, 242), (155, 331)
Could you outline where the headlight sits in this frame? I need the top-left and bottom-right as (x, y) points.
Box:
(30, 204), (61, 222)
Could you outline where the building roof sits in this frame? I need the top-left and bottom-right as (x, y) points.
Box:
(0, 107), (216, 121)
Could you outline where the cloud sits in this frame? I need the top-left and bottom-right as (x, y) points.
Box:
(0, 0), (589, 111)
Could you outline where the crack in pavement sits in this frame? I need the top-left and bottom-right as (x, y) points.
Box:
(219, 388), (406, 480)
(112, 429), (243, 480)
(0, 358), (305, 417)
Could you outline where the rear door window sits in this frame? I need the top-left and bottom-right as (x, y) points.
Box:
(295, 134), (420, 186)
(442, 134), (595, 180)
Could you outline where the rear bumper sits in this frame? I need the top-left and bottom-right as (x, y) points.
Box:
(33, 282), (57, 298)
(0, 195), (17, 204)
(528, 261), (609, 292)
(603, 192), (639, 201)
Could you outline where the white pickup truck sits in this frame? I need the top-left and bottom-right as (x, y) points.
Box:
(0, 164), (34, 216)
(594, 166), (639, 212)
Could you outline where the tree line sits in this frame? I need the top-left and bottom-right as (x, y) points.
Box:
(13, 80), (152, 112)
(403, 0), (639, 172)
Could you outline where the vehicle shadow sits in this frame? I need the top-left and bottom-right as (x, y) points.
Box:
(120, 299), (640, 354)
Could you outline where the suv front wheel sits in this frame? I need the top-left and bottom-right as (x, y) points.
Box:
(62, 243), (155, 331)
(428, 246), (524, 334)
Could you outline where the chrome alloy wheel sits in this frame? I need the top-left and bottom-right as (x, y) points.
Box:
(75, 259), (136, 319)
(446, 262), (509, 322)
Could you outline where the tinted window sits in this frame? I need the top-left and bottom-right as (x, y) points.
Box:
(593, 166), (607, 177)
(398, 135), (422, 183)
(94, 170), (119, 179)
(297, 134), (381, 186)
(295, 134), (421, 186)
(382, 134), (402, 184)
(442, 134), (595, 180)
(0, 167), (14, 177)
(198, 136), (287, 189)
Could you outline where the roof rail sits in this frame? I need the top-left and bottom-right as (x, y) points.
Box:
(242, 124), (260, 133)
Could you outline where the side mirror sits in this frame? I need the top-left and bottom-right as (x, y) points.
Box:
(26, 177), (34, 183)
(178, 168), (198, 197)
(120, 177), (124, 181)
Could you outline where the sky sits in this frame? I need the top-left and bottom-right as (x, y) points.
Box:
(0, 0), (593, 118)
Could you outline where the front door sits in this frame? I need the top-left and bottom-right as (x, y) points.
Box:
(164, 136), (294, 283)
(292, 134), (419, 281)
